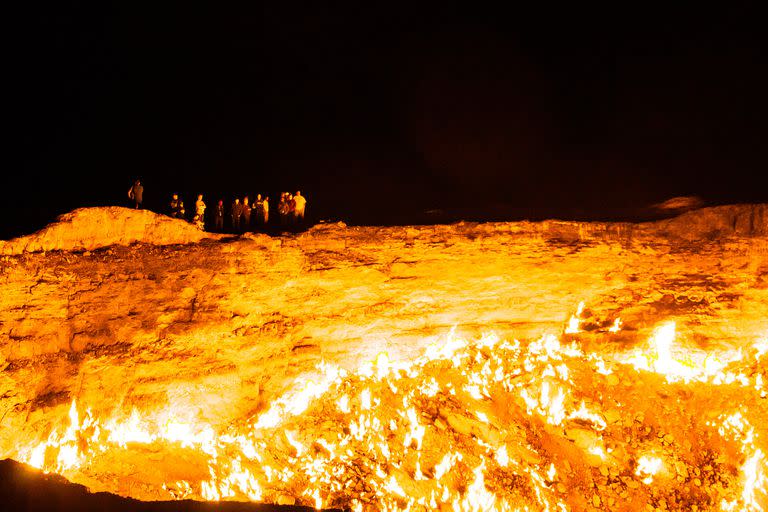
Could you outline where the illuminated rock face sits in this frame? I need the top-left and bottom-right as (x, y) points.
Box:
(0, 205), (767, 510)
(0, 207), (220, 255)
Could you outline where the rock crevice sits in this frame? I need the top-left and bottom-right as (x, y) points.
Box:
(0, 204), (766, 506)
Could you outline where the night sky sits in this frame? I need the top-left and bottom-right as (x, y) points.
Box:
(7, 3), (767, 239)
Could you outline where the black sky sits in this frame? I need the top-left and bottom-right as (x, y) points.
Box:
(6, 3), (767, 238)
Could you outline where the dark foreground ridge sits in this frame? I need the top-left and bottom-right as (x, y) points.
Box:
(0, 459), (341, 512)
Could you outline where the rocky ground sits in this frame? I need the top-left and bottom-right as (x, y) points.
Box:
(0, 205), (767, 510)
(0, 459), (324, 512)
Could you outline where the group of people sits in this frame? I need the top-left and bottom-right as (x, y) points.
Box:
(169, 193), (209, 229)
(227, 194), (270, 232)
(169, 191), (307, 232)
(127, 180), (309, 232)
(277, 192), (307, 225)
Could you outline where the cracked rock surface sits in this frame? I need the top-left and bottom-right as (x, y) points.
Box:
(0, 205), (767, 508)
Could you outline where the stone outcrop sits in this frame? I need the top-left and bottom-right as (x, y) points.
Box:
(649, 203), (768, 239)
(0, 207), (221, 255)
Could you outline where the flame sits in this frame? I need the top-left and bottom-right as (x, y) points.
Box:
(564, 301), (585, 334)
(635, 455), (664, 484)
(741, 449), (767, 511)
(546, 463), (556, 481)
(623, 321), (749, 384)
(456, 462), (496, 511)
(9, 305), (768, 511)
(754, 337), (768, 361)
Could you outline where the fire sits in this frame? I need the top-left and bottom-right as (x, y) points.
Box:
(564, 301), (585, 334)
(8, 305), (768, 511)
(740, 450), (767, 511)
(635, 455), (664, 484)
(623, 321), (750, 384)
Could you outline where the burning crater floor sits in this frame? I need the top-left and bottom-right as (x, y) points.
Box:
(1, 205), (768, 511)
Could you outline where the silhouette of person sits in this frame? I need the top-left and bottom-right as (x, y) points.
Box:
(214, 200), (224, 231)
(242, 196), (251, 231)
(170, 194), (183, 218)
(128, 179), (143, 209)
(231, 198), (243, 232)
(254, 194), (264, 227)
(278, 193), (289, 226)
(194, 194), (206, 230)
(262, 196), (270, 225)
(293, 191), (307, 222)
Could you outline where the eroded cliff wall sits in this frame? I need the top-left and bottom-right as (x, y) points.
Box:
(0, 205), (767, 503)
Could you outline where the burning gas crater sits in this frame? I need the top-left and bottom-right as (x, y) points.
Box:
(12, 304), (768, 511)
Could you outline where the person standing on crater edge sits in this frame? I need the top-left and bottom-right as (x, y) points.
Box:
(231, 197), (242, 233)
(214, 199), (224, 231)
(293, 190), (307, 223)
(262, 196), (270, 225)
(278, 193), (289, 227)
(288, 193), (296, 224)
(194, 194), (206, 230)
(253, 194), (264, 228)
(128, 179), (143, 209)
(242, 196), (251, 231)
(169, 193), (183, 218)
